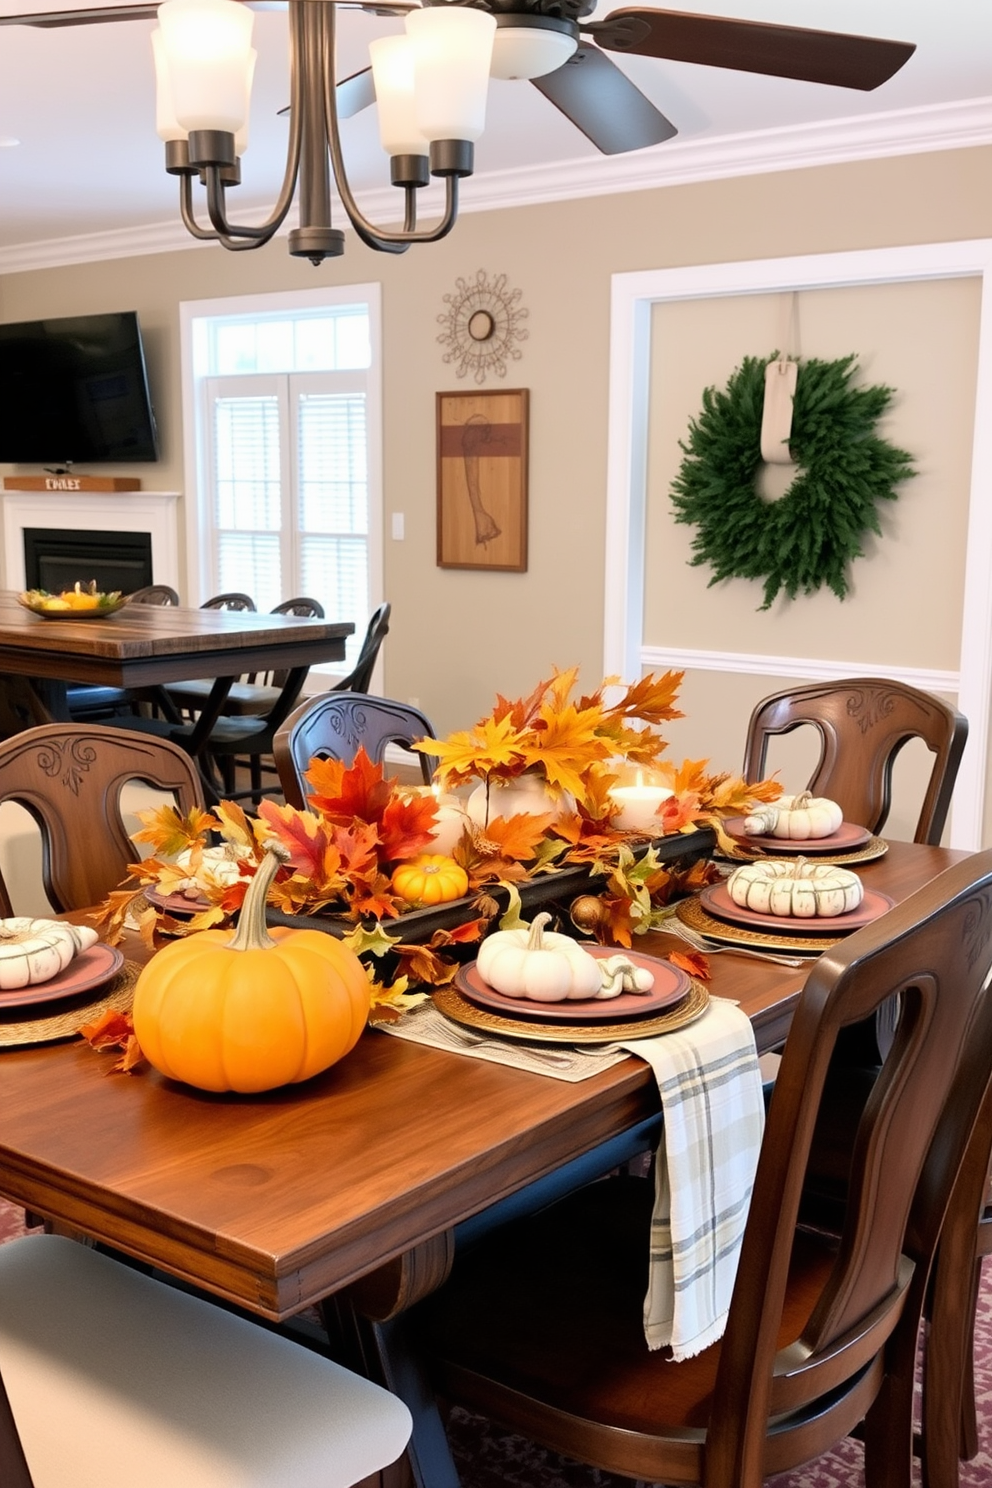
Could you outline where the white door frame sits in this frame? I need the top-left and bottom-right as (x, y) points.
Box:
(604, 240), (992, 850)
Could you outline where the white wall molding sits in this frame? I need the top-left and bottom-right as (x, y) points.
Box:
(606, 239), (992, 851)
(0, 489), (181, 593)
(641, 647), (960, 697)
(1, 96), (989, 276)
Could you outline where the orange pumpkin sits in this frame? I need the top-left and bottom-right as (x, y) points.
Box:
(132, 847), (370, 1093)
(391, 853), (468, 907)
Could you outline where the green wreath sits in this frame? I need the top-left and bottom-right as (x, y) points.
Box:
(669, 353), (915, 610)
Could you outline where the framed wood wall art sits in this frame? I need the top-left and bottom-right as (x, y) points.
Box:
(436, 389), (528, 571)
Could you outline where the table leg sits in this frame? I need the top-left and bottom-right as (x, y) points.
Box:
(0, 677), (58, 737)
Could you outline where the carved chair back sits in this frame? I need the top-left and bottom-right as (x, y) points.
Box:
(274, 693), (437, 808)
(742, 677), (967, 843)
(0, 724), (203, 915)
(415, 849), (992, 1487)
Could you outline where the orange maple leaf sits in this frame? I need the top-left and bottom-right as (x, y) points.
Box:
(307, 747), (396, 825)
(668, 947), (711, 982)
(482, 812), (556, 862)
(78, 1009), (145, 1075)
(378, 792), (440, 863)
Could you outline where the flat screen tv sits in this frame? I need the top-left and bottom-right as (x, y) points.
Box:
(0, 310), (159, 466)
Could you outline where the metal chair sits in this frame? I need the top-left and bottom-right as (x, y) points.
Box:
(0, 723), (203, 915)
(0, 1233), (412, 1488)
(742, 676), (968, 845)
(409, 848), (992, 1488)
(275, 691), (436, 809)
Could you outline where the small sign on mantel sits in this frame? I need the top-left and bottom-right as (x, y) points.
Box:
(2, 475), (142, 493)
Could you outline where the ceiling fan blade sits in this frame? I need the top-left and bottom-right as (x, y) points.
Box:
(591, 9), (916, 91)
(0, 0), (279, 25)
(337, 66), (376, 119)
(0, 4), (158, 24)
(533, 44), (677, 156)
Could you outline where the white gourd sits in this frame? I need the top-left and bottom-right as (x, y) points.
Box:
(743, 790), (844, 841)
(476, 913), (604, 1003)
(0, 918), (99, 989)
(727, 859), (863, 919)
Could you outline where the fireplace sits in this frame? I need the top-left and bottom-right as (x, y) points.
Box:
(0, 488), (180, 594)
(24, 527), (153, 596)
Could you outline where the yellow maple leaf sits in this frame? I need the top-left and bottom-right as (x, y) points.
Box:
(131, 804), (214, 857)
(420, 713), (529, 790)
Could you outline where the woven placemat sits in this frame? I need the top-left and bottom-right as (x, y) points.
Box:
(0, 960), (140, 1049)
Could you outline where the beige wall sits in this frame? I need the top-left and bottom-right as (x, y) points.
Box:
(2, 145), (990, 839)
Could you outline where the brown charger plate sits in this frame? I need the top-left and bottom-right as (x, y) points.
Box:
(455, 946), (690, 1025)
(0, 960), (139, 1049)
(433, 977), (709, 1046)
(0, 942), (124, 1012)
(723, 817), (872, 854)
(700, 881), (895, 936)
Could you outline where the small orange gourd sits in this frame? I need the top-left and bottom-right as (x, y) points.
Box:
(391, 853), (468, 907)
(132, 846), (370, 1093)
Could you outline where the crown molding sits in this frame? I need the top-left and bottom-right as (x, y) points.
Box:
(1, 95), (990, 276)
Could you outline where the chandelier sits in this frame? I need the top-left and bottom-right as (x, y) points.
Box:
(152, 0), (498, 262)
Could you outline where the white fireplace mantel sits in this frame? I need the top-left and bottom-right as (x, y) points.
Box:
(0, 489), (181, 593)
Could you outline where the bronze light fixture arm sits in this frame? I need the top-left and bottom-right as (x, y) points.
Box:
(322, 0), (464, 250)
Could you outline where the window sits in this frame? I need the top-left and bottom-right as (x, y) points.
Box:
(180, 285), (382, 678)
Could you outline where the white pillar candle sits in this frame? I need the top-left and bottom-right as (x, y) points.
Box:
(430, 796), (472, 857)
(610, 784), (673, 834)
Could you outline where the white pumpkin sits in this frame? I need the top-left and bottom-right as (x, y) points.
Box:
(476, 913), (604, 1003)
(466, 773), (575, 829)
(726, 859), (864, 919)
(0, 918), (99, 989)
(743, 790), (844, 841)
(173, 844), (248, 899)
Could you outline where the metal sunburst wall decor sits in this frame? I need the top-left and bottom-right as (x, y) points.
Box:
(437, 269), (529, 384)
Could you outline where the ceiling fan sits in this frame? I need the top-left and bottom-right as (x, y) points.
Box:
(1, 2), (916, 157)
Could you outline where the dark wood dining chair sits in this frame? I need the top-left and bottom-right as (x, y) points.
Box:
(921, 1073), (992, 1486)
(65, 583), (181, 722)
(165, 597), (326, 720)
(0, 1232), (412, 1488)
(274, 691), (437, 809)
(407, 849), (992, 1488)
(742, 677), (968, 845)
(201, 591), (256, 611)
(0, 722), (203, 915)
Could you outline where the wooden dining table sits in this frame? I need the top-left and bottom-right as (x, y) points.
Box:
(0, 839), (968, 1488)
(0, 589), (353, 722)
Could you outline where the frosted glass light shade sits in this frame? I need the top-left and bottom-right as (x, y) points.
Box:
(369, 34), (428, 157)
(406, 7), (495, 144)
(157, 0), (255, 135)
(151, 26), (184, 142)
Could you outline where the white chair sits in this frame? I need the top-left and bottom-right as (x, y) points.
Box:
(0, 1233), (412, 1488)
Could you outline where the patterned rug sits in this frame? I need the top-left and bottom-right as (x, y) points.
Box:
(2, 1196), (990, 1486)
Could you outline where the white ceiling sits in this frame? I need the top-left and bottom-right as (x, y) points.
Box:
(0, 0), (989, 257)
